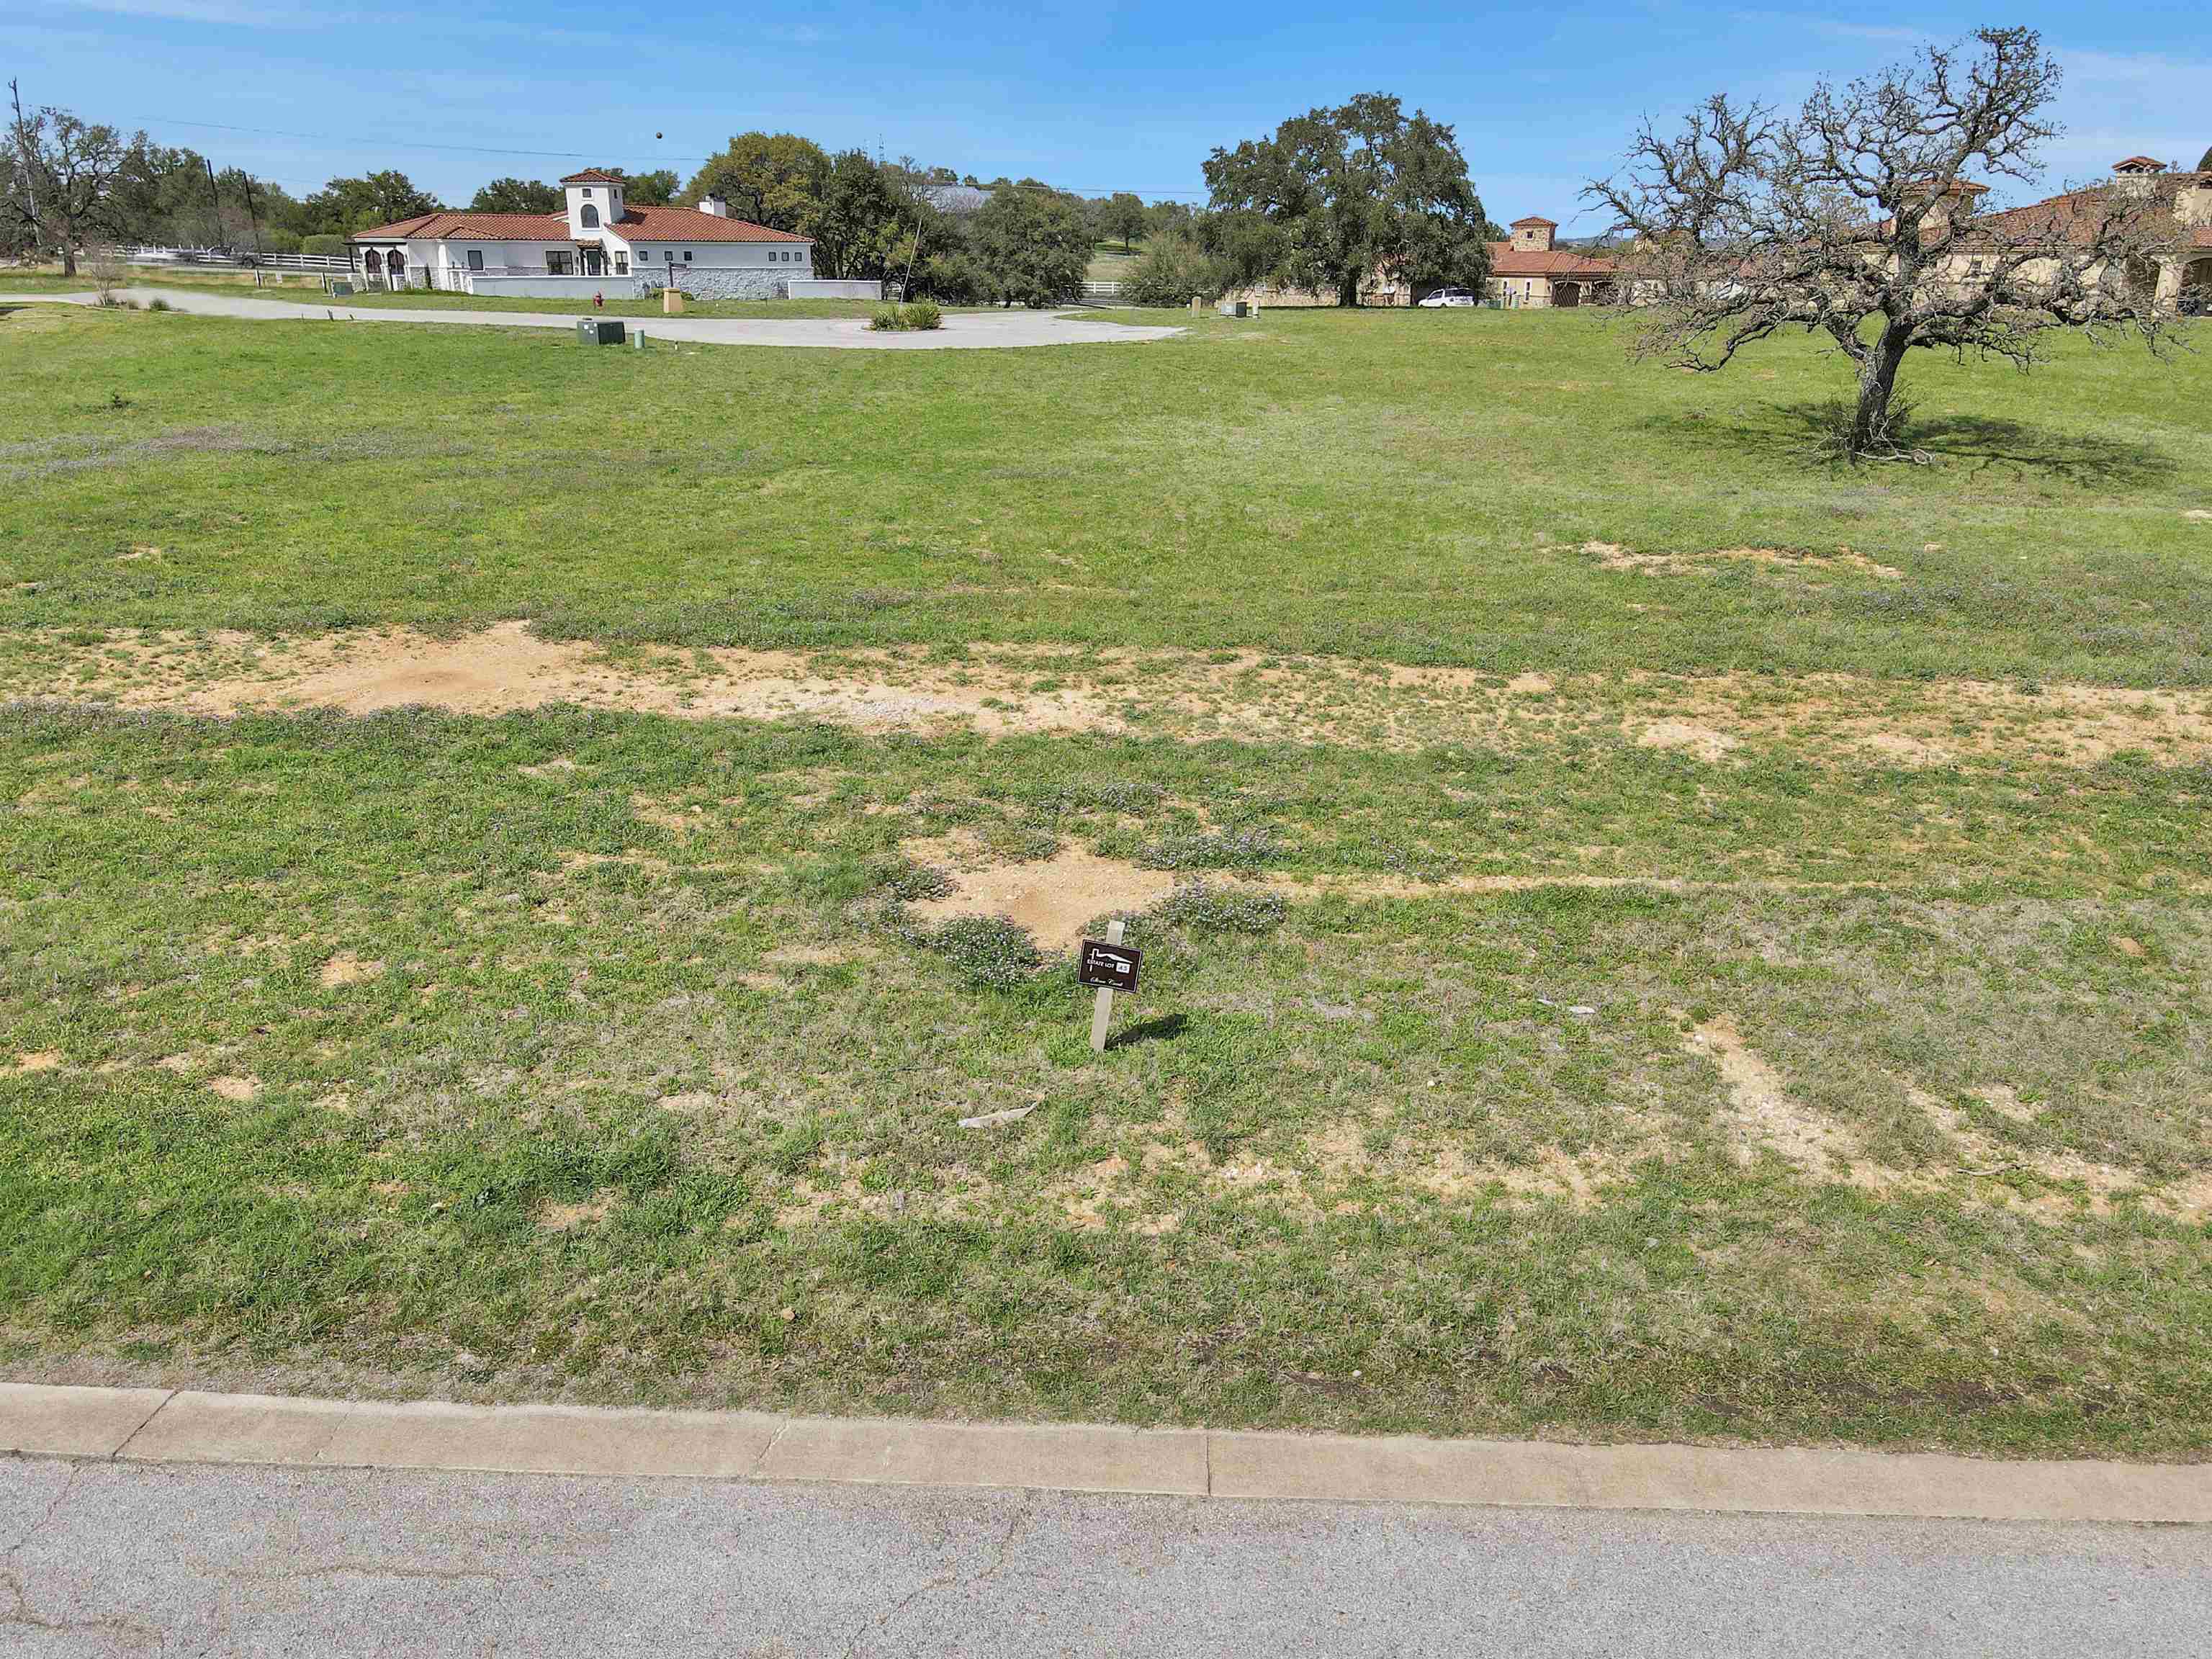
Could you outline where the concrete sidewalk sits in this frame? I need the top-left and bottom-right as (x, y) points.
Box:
(4, 1382), (2206, 1524)
(7, 288), (1183, 349)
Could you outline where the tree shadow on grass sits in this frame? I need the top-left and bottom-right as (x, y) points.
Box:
(1647, 402), (2176, 488)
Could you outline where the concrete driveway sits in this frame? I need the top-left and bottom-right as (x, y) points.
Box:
(10, 287), (1183, 349)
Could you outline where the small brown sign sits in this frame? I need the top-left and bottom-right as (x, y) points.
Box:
(1077, 938), (1141, 993)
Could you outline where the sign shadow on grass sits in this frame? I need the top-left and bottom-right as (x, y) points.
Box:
(1107, 1012), (1187, 1051)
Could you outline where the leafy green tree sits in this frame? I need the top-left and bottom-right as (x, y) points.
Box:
(1203, 93), (1490, 305)
(4, 99), (142, 275)
(302, 171), (438, 235)
(809, 149), (914, 279)
(469, 177), (559, 214)
(683, 132), (830, 233)
(1099, 191), (1148, 252)
(1120, 232), (1226, 306)
(974, 186), (1089, 306)
(625, 168), (678, 206)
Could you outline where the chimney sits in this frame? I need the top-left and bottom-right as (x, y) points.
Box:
(701, 194), (729, 219)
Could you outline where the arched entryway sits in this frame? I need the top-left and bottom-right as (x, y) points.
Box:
(384, 248), (408, 289)
(2182, 258), (2212, 317)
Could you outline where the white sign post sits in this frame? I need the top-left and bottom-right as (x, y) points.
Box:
(1086, 919), (1128, 1053)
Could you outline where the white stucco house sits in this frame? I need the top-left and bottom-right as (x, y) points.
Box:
(348, 168), (863, 300)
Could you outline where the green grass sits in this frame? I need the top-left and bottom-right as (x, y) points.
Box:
(3, 302), (2206, 682)
(1087, 239), (1146, 283)
(6, 703), (2208, 1451)
(4, 300), (2211, 1455)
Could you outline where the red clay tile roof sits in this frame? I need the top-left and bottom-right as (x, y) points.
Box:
(1488, 242), (1616, 279)
(2113, 156), (2166, 171)
(1509, 215), (1558, 228)
(619, 204), (811, 243)
(351, 205), (811, 244)
(559, 168), (625, 184)
(351, 211), (569, 243)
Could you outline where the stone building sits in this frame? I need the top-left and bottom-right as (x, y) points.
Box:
(1484, 217), (1617, 308)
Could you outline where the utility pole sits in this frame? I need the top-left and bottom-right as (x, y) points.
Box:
(202, 154), (223, 248)
(240, 171), (264, 256)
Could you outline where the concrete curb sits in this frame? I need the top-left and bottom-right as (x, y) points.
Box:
(3, 1382), (2206, 1524)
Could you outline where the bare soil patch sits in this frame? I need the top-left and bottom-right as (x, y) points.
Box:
(15, 624), (2210, 768)
(904, 840), (1175, 952)
(1635, 720), (1740, 763)
(536, 1195), (613, 1233)
(1585, 541), (1904, 580)
(206, 1074), (261, 1102)
(1687, 1017), (1910, 1193)
(318, 952), (385, 989)
(12, 1051), (64, 1074)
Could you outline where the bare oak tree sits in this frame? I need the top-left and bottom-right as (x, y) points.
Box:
(1584, 28), (2177, 459)
(4, 95), (140, 277)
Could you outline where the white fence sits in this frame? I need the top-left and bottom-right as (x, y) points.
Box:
(123, 246), (351, 274)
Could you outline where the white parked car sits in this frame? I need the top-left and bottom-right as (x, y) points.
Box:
(1418, 286), (1478, 307)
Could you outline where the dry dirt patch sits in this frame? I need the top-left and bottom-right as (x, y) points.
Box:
(12, 1051), (64, 1074)
(206, 1074), (261, 1102)
(904, 840), (1174, 952)
(1686, 1016), (1889, 1187)
(1635, 720), (1740, 763)
(537, 1194), (613, 1232)
(1586, 541), (1904, 580)
(318, 952), (385, 989)
(18, 624), (2212, 768)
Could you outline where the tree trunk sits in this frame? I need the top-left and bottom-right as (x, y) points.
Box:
(1337, 266), (1362, 307)
(60, 242), (76, 278)
(1848, 324), (1911, 457)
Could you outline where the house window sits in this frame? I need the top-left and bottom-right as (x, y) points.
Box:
(547, 251), (573, 275)
(615, 254), (629, 274)
(683, 250), (692, 261)
(580, 204), (600, 229)
(467, 249), (484, 271)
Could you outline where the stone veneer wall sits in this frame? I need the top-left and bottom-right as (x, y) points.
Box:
(642, 268), (786, 301)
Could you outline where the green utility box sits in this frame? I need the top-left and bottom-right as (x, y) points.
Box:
(575, 319), (626, 346)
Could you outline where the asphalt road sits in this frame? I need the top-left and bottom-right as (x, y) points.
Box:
(4, 1455), (2206, 1656)
(8, 289), (1183, 349)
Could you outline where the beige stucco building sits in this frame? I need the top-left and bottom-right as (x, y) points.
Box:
(1484, 217), (1617, 307)
(1907, 157), (2212, 313)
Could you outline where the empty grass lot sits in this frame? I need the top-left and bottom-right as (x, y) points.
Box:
(3, 298), (2209, 1457)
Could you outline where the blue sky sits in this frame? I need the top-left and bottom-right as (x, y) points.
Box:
(6, 0), (2205, 229)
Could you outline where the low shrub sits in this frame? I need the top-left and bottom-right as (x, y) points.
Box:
(1121, 234), (1228, 308)
(868, 301), (946, 332)
(144, 296), (172, 313)
(1136, 827), (1285, 871)
(1151, 880), (1288, 934)
(911, 914), (1046, 989)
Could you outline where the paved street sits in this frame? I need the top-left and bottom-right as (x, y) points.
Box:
(7, 289), (1183, 349)
(3, 1455), (2205, 1657)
